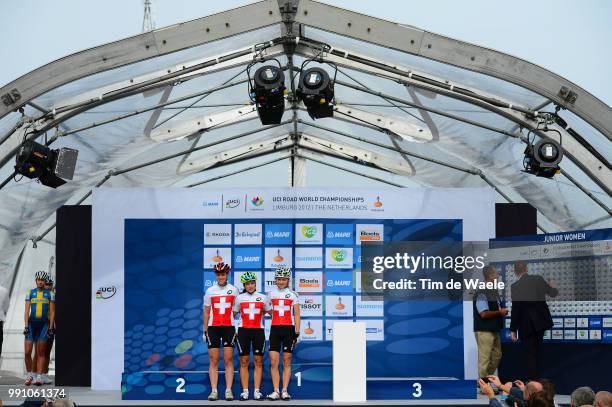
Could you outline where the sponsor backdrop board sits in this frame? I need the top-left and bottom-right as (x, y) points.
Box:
(490, 229), (612, 344)
(92, 188), (495, 398)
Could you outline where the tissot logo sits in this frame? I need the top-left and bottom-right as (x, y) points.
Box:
(96, 285), (117, 299)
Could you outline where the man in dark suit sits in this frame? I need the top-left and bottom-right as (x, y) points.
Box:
(510, 261), (558, 380)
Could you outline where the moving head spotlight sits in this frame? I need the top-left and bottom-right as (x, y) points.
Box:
(523, 138), (563, 179)
(248, 61), (287, 125)
(296, 66), (335, 119)
(14, 140), (78, 188)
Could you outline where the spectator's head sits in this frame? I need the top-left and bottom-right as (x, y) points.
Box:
(44, 275), (54, 290)
(482, 265), (499, 282)
(514, 261), (528, 277)
(595, 391), (612, 407)
(44, 399), (75, 407)
(571, 386), (595, 407)
(539, 379), (556, 401)
(525, 381), (543, 400)
(528, 391), (553, 407)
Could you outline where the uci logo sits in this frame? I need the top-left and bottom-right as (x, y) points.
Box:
(96, 285), (117, 299)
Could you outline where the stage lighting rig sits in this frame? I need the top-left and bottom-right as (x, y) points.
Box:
(14, 140), (78, 188)
(523, 138), (563, 179)
(248, 60), (287, 125)
(296, 60), (337, 119)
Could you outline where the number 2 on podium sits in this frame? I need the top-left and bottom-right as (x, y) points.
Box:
(176, 377), (186, 393)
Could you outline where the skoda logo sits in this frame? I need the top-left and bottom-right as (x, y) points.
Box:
(227, 290), (233, 294)
(285, 294), (290, 298)
(256, 297), (262, 301)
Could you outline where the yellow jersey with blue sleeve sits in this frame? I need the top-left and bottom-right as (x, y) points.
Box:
(26, 288), (55, 321)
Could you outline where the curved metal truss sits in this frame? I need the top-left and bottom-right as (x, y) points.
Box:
(0, 0), (610, 288)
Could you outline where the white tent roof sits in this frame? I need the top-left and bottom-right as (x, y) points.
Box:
(0, 0), (610, 288)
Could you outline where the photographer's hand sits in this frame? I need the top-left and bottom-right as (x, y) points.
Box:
(478, 379), (495, 400)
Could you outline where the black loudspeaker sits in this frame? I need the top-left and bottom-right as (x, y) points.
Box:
(495, 203), (537, 237)
(55, 205), (91, 386)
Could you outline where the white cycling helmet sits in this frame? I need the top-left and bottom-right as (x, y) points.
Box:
(274, 267), (291, 279)
(34, 270), (48, 280)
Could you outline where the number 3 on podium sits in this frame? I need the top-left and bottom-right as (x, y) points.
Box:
(176, 377), (186, 393)
(412, 382), (422, 398)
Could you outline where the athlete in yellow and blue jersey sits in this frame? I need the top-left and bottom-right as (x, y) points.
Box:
(23, 271), (55, 386)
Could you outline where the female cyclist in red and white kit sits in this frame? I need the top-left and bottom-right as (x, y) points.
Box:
(233, 272), (270, 401)
(266, 266), (300, 400)
(203, 262), (238, 401)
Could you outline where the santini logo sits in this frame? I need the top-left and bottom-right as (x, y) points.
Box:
(96, 286), (117, 300)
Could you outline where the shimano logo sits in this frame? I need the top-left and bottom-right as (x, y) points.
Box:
(296, 256), (322, 262)
(358, 304), (383, 309)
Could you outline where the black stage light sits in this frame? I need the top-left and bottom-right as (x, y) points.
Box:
(523, 138), (563, 178)
(296, 67), (335, 119)
(250, 64), (287, 125)
(14, 140), (78, 188)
